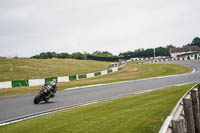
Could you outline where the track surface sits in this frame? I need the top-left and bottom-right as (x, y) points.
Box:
(0, 60), (200, 123)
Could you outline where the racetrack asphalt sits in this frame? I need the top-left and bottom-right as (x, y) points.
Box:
(0, 60), (200, 123)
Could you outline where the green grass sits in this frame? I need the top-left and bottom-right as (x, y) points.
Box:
(0, 62), (193, 98)
(57, 63), (193, 89)
(0, 83), (196, 133)
(0, 58), (111, 82)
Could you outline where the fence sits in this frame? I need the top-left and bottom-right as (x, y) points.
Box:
(159, 83), (200, 133)
(137, 54), (200, 65)
(87, 55), (123, 62)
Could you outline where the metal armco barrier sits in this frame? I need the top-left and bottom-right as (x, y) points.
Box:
(159, 84), (200, 133)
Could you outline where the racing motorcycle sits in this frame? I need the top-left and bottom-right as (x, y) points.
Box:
(34, 80), (57, 104)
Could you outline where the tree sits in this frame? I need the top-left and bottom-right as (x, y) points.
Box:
(191, 37), (200, 47)
(102, 51), (113, 57)
(46, 52), (56, 59)
(92, 51), (113, 57)
(57, 53), (71, 59)
(166, 45), (176, 51)
(39, 52), (48, 59)
(155, 47), (170, 56)
(72, 52), (86, 60)
(144, 48), (154, 57)
(119, 51), (134, 58)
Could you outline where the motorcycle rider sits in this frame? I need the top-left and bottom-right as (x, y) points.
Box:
(43, 80), (57, 98)
(34, 79), (57, 104)
(50, 80), (57, 97)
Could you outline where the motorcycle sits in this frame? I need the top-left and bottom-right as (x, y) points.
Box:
(34, 80), (57, 104)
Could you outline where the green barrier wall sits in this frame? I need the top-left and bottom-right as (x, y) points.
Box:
(12, 80), (29, 88)
(107, 69), (113, 73)
(78, 74), (86, 79)
(195, 54), (197, 59)
(69, 75), (77, 81)
(4, 64), (125, 88)
(118, 67), (122, 71)
(94, 72), (101, 76)
(45, 77), (57, 83)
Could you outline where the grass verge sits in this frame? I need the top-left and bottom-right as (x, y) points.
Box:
(0, 58), (111, 82)
(0, 63), (193, 98)
(0, 83), (196, 133)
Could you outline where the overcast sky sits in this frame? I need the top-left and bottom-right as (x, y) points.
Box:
(0, 0), (200, 57)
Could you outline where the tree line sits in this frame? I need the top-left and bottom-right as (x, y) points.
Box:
(31, 51), (122, 60)
(119, 45), (174, 59)
(31, 37), (200, 60)
(32, 52), (86, 60)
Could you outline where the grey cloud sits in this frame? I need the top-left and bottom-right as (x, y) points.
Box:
(0, 0), (200, 57)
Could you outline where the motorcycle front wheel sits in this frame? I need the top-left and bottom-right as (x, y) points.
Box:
(34, 94), (42, 104)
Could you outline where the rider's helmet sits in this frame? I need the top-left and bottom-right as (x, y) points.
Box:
(51, 79), (57, 86)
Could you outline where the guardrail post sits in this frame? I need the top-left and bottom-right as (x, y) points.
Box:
(183, 98), (196, 133)
(198, 84), (200, 111)
(191, 89), (200, 133)
(172, 119), (186, 133)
